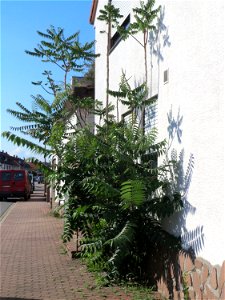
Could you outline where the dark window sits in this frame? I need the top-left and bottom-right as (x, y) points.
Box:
(122, 96), (158, 133)
(121, 109), (133, 123)
(144, 99), (158, 133)
(110, 14), (130, 52)
(164, 69), (169, 83)
(141, 152), (158, 169)
(122, 95), (158, 168)
(14, 171), (24, 181)
(1, 172), (11, 181)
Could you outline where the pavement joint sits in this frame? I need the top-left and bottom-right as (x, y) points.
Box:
(0, 186), (135, 300)
(0, 185), (162, 299)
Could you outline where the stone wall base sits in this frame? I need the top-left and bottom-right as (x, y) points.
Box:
(157, 255), (225, 300)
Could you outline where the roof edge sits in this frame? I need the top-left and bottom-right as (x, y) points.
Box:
(89, 0), (98, 25)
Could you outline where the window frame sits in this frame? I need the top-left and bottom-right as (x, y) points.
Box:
(109, 14), (130, 53)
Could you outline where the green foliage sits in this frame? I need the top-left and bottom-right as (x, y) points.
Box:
(108, 73), (157, 125)
(182, 271), (190, 300)
(97, 3), (123, 27)
(58, 113), (183, 284)
(62, 197), (79, 243)
(2, 17), (184, 290)
(1, 131), (51, 157)
(120, 180), (145, 209)
(124, 285), (155, 300)
(106, 220), (137, 249)
(131, 0), (161, 35)
(2, 25), (99, 166)
(97, 2), (123, 123)
(25, 26), (97, 80)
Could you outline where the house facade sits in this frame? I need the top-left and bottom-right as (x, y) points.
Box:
(90, 0), (224, 298)
(49, 77), (95, 208)
(0, 151), (32, 170)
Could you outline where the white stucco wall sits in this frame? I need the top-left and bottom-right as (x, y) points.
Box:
(93, 0), (225, 265)
(155, 0), (224, 266)
(94, 0), (144, 120)
(94, 1), (108, 126)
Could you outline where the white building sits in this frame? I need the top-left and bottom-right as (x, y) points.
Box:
(90, 1), (224, 298)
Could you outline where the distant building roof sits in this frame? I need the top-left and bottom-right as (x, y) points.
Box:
(65, 80), (94, 115)
(0, 151), (39, 170)
(0, 151), (20, 167)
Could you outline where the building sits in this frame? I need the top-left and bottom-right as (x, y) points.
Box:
(50, 77), (95, 207)
(90, 0), (224, 298)
(0, 151), (38, 171)
(0, 151), (23, 170)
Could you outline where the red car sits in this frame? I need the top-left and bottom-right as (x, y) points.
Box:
(0, 170), (32, 200)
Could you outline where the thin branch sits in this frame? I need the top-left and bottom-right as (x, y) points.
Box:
(41, 84), (54, 95)
(130, 34), (144, 48)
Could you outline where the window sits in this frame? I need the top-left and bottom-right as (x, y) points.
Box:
(121, 95), (158, 133)
(144, 98), (158, 133)
(14, 171), (24, 181)
(164, 69), (169, 84)
(121, 107), (158, 169)
(122, 95), (158, 168)
(142, 151), (158, 169)
(1, 172), (11, 181)
(122, 109), (135, 124)
(144, 96), (158, 167)
(110, 14), (130, 52)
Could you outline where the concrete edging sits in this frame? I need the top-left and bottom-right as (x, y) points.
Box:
(0, 202), (16, 223)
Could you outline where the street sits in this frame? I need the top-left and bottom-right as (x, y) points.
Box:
(0, 183), (45, 218)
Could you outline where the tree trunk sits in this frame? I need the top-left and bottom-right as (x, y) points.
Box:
(141, 31), (148, 132)
(106, 21), (111, 124)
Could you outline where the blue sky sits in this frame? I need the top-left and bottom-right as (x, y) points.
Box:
(0, 0), (94, 160)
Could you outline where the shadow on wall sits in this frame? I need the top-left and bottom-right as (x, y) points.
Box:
(147, 108), (205, 299)
(149, 5), (171, 94)
(149, 5), (171, 62)
(165, 106), (204, 255)
(164, 148), (204, 254)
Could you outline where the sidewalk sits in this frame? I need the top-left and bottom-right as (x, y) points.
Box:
(0, 185), (136, 300)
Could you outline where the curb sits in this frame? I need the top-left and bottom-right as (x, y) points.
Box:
(0, 202), (16, 223)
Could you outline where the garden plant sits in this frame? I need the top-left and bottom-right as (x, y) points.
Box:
(2, 1), (186, 290)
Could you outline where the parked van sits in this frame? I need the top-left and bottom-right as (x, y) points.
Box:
(0, 170), (32, 200)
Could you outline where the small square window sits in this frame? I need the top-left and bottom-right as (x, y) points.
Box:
(164, 69), (169, 84)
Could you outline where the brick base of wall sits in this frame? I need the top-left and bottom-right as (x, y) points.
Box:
(157, 255), (225, 300)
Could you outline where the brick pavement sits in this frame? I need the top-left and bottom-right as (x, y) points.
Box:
(0, 185), (135, 300)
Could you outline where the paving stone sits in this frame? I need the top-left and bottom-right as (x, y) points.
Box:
(0, 192), (137, 300)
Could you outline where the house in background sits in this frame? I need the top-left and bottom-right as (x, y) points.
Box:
(0, 151), (32, 170)
(0, 151), (20, 170)
(50, 76), (95, 207)
(90, 0), (224, 299)
(69, 76), (95, 132)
